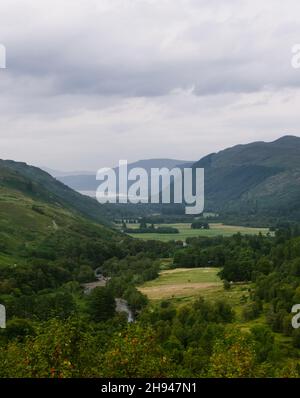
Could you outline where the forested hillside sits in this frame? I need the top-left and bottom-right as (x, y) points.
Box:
(193, 136), (300, 218)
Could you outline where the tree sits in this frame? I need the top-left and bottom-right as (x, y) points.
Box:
(4, 318), (35, 342)
(124, 287), (148, 314)
(250, 325), (278, 363)
(88, 287), (115, 322)
(191, 221), (209, 230)
(77, 265), (95, 283)
(139, 219), (147, 229)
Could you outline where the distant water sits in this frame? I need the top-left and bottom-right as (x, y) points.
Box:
(79, 191), (148, 202)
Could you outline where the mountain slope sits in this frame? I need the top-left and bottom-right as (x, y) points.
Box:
(0, 160), (119, 267)
(193, 135), (300, 216)
(0, 160), (113, 224)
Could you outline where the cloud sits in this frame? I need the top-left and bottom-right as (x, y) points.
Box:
(0, 0), (300, 169)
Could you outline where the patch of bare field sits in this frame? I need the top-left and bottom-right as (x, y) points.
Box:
(161, 267), (214, 275)
(139, 282), (221, 300)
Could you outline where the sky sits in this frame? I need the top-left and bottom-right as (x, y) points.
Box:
(0, 0), (300, 171)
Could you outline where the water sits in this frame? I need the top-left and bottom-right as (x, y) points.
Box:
(115, 298), (134, 323)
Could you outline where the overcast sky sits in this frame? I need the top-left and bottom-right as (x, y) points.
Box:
(0, 0), (300, 171)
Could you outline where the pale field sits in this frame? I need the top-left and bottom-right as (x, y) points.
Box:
(139, 267), (222, 300)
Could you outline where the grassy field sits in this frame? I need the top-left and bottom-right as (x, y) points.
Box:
(139, 267), (298, 363)
(139, 267), (256, 315)
(139, 267), (254, 323)
(125, 222), (270, 242)
(139, 267), (223, 301)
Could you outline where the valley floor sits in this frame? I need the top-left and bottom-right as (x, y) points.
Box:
(124, 222), (270, 242)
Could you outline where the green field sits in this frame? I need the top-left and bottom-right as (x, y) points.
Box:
(139, 267), (295, 349)
(125, 222), (270, 242)
(139, 267), (255, 315)
(139, 267), (223, 301)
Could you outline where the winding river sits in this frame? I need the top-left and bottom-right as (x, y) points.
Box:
(82, 274), (134, 323)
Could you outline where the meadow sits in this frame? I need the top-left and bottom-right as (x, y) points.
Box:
(125, 222), (270, 242)
(139, 267), (223, 301)
(139, 266), (272, 334)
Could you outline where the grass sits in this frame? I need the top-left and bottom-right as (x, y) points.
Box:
(125, 222), (270, 242)
(140, 266), (300, 364)
(139, 267), (254, 318)
(0, 185), (111, 267)
(139, 267), (268, 332)
(139, 267), (222, 301)
(140, 266), (293, 346)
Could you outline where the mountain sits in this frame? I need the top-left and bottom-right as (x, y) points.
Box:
(0, 159), (126, 268)
(37, 136), (300, 221)
(193, 135), (300, 217)
(0, 160), (117, 224)
(57, 158), (194, 195)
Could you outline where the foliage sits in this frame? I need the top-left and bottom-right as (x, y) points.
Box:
(87, 287), (116, 322)
(100, 325), (175, 377)
(208, 330), (256, 377)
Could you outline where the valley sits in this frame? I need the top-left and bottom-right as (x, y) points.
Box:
(123, 222), (270, 241)
(0, 140), (300, 378)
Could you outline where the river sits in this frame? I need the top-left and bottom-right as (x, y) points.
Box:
(82, 276), (134, 323)
(115, 298), (134, 323)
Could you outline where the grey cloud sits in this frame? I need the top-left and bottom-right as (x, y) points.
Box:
(2, 0), (300, 98)
(0, 0), (300, 169)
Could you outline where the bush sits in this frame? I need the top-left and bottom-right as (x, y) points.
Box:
(223, 280), (231, 290)
(242, 302), (261, 321)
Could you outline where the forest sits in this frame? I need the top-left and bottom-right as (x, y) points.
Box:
(1, 219), (300, 377)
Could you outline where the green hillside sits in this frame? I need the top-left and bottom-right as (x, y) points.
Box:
(193, 135), (300, 218)
(0, 160), (115, 225)
(0, 160), (119, 267)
